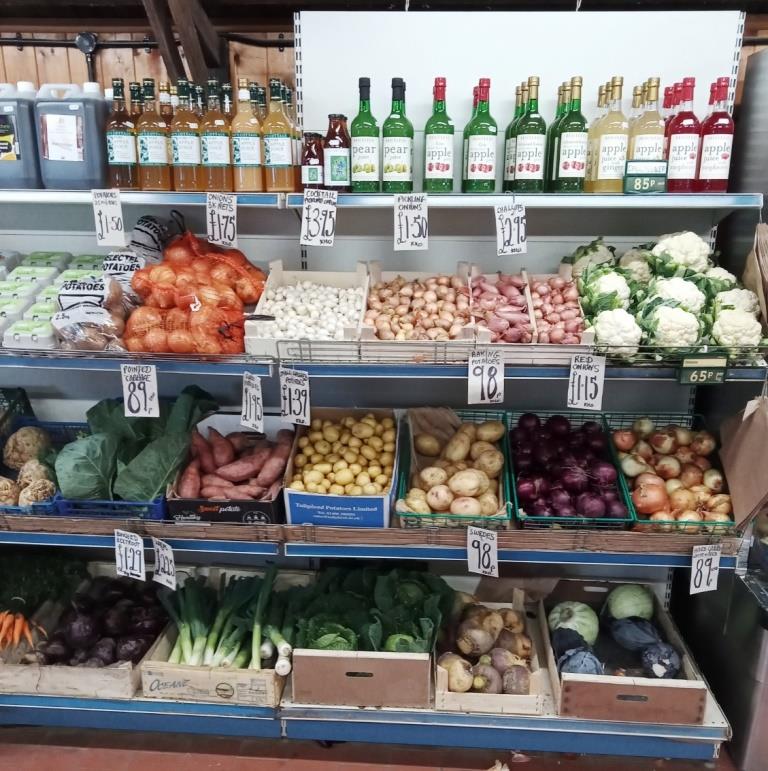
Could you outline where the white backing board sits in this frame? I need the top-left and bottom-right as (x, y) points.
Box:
(298, 11), (743, 193)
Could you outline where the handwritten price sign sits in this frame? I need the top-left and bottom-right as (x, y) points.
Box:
(394, 193), (428, 251)
(300, 189), (337, 247)
(121, 363), (159, 418)
(280, 367), (311, 426)
(468, 348), (504, 405)
(92, 189), (126, 247)
(494, 202), (527, 256)
(241, 372), (264, 433)
(567, 354), (605, 411)
(206, 192), (238, 247)
(114, 529), (145, 581)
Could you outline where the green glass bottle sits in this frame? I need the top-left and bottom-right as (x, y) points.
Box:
(553, 76), (588, 193)
(545, 83), (567, 191)
(513, 76), (546, 193)
(382, 77), (413, 193)
(461, 85), (478, 193)
(464, 77), (497, 194)
(502, 85), (523, 193)
(350, 76), (380, 193)
(423, 77), (454, 193)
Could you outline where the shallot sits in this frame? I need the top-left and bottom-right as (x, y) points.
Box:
(529, 275), (584, 344)
(471, 272), (533, 344)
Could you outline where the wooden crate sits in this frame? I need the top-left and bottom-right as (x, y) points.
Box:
(434, 596), (550, 715)
(291, 648), (431, 709)
(141, 627), (285, 706)
(540, 580), (709, 725)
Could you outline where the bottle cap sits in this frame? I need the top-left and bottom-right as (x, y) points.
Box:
(359, 77), (371, 87)
(83, 81), (101, 95)
(111, 77), (123, 89)
(716, 76), (730, 88)
(570, 76), (583, 85)
(648, 76), (660, 86)
(328, 113), (344, 120)
(527, 76), (539, 85)
(479, 77), (491, 87)
(391, 77), (404, 87)
(435, 77), (446, 87)
(682, 76), (695, 87)
(16, 80), (35, 93)
(611, 75), (624, 86)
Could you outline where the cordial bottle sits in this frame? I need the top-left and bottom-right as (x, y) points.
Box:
(695, 77), (734, 193)
(423, 77), (454, 193)
(666, 77), (700, 193)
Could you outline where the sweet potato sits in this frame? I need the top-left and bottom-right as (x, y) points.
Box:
(263, 480), (282, 501)
(202, 474), (235, 488)
(217, 454), (266, 483)
(226, 432), (260, 452)
(276, 429), (295, 445)
(177, 461), (201, 498)
(255, 442), (292, 486)
(190, 430), (216, 474)
(208, 427), (235, 466)
(201, 485), (234, 498)
(230, 484), (265, 497)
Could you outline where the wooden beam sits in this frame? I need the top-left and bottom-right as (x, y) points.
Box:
(188, 0), (223, 65)
(166, 0), (209, 84)
(140, 0), (184, 81)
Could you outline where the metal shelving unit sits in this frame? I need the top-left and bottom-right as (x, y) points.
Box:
(0, 191), (284, 208)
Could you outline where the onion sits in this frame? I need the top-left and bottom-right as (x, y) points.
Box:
(693, 455), (712, 471)
(669, 425), (694, 446)
(649, 511), (674, 532)
(674, 446), (696, 465)
(518, 413), (541, 431)
(531, 498), (554, 517)
(582, 421), (602, 435)
(706, 494), (732, 517)
(703, 512), (732, 532)
(632, 417), (655, 438)
(591, 461), (618, 486)
(550, 489), (573, 510)
(669, 488), (696, 513)
(606, 500), (628, 519)
(613, 429), (637, 452)
(516, 479), (536, 502)
(621, 454), (651, 478)
(679, 464), (704, 489)
(655, 455), (682, 480)
(688, 485), (712, 506)
(665, 478), (684, 494)
(691, 431), (716, 457)
(636, 472), (665, 488)
(649, 430), (677, 455)
(675, 509), (703, 533)
(632, 483), (669, 515)
(576, 492), (606, 518)
(561, 466), (589, 493)
(585, 433), (607, 453)
(703, 468), (724, 492)
(545, 414), (571, 436)
(633, 440), (653, 461)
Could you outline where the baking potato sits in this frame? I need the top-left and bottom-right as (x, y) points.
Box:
(456, 423), (478, 441)
(443, 432), (471, 462)
(469, 440), (497, 460)
(450, 496), (483, 515)
(415, 433), (442, 457)
(406, 495), (431, 514)
(420, 466), (448, 488)
(474, 449), (504, 479)
(448, 469), (487, 497)
(477, 491), (500, 515)
(476, 420), (505, 443)
(427, 484), (454, 511)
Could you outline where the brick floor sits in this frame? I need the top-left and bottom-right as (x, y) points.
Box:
(0, 728), (738, 771)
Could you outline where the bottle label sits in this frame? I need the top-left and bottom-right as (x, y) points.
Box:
(351, 136), (379, 182)
(171, 131), (201, 166)
(514, 134), (546, 180)
(106, 131), (137, 165)
(302, 164), (323, 185)
(698, 134), (733, 180)
(462, 137), (468, 179)
(323, 147), (351, 186)
(467, 135), (496, 180)
(138, 131), (168, 166)
(264, 134), (292, 168)
(631, 133), (664, 161)
(201, 133), (231, 166)
(597, 133), (629, 180)
(382, 136), (413, 181)
(503, 137), (517, 182)
(0, 112), (18, 161)
(667, 133), (699, 180)
(232, 132), (262, 166)
(42, 114), (84, 162)
(424, 133), (453, 179)
(558, 132), (588, 178)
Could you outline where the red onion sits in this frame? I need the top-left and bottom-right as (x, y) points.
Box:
(545, 414), (571, 436)
(581, 420), (602, 435)
(576, 492), (606, 518)
(531, 498), (554, 516)
(518, 413), (540, 431)
(606, 500), (628, 519)
(561, 467), (589, 493)
(590, 461), (618, 486)
(550, 489), (573, 510)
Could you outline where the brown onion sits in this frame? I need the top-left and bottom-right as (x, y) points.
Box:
(703, 468), (724, 492)
(649, 430), (677, 455)
(674, 446), (696, 465)
(669, 488), (696, 513)
(691, 431), (716, 457)
(613, 429), (638, 452)
(655, 455), (682, 480)
(649, 511), (674, 532)
(706, 494), (732, 516)
(632, 483), (669, 514)
(693, 456), (712, 471)
(679, 464), (704, 489)
(636, 472), (665, 488)
(676, 509), (703, 533)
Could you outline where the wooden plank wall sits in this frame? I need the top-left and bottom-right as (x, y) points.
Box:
(0, 31), (294, 89)
(738, 14), (768, 104)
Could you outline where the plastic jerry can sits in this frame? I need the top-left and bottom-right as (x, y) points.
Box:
(0, 82), (42, 188)
(35, 83), (107, 189)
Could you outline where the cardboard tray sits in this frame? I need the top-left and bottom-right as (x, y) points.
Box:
(283, 407), (399, 528)
(166, 413), (294, 525)
(541, 579), (709, 725)
(291, 648), (431, 709)
(434, 595), (550, 715)
(244, 260), (369, 357)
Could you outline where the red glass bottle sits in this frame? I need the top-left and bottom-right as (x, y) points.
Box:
(695, 77), (734, 193)
(666, 77), (700, 193)
(706, 82), (716, 120)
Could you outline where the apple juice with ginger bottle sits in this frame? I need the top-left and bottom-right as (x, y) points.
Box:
(593, 76), (629, 194)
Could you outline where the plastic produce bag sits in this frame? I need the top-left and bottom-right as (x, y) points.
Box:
(129, 211), (184, 263)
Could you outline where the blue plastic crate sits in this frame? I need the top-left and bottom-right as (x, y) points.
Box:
(55, 494), (166, 520)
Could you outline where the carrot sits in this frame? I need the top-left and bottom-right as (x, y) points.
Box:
(12, 613), (23, 647)
(0, 612), (13, 648)
(22, 620), (33, 648)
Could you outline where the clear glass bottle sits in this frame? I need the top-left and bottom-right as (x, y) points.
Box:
(695, 76), (733, 193)
(262, 77), (295, 192)
(593, 76), (629, 194)
(423, 76), (454, 193)
(106, 77), (138, 190)
(350, 77), (380, 193)
(200, 78), (233, 192)
(129, 81), (143, 120)
(255, 85), (267, 124)
(629, 77), (665, 162)
(323, 114), (351, 192)
(136, 78), (171, 191)
(502, 85), (523, 193)
(222, 83), (235, 119)
(553, 76), (588, 193)
(158, 81), (173, 121)
(231, 77), (264, 192)
(667, 77), (700, 193)
(301, 132), (324, 189)
(193, 85), (206, 119)
(170, 78), (202, 192)
(629, 85), (642, 125)
(382, 77), (414, 193)
(513, 76), (546, 193)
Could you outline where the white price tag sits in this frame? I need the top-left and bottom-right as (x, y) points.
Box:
(468, 348), (504, 405)
(494, 202), (527, 256)
(394, 193), (428, 251)
(114, 529), (146, 581)
(241, 372), (264, 433)
(467, 526), (499, 578)
(567, 354), (606, 411)
(152, 537), (176, 590)
(92, 189), (126, 247)
(690, 544), (721, 595)
(121, 363), (160, 418)
(206, 192), (238, 247)
(300, 189), (337, 247)
(280, 367), (311, 426)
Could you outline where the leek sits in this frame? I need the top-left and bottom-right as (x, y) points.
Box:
(204, 574), (260, 666)
(250, 564), (277, 670)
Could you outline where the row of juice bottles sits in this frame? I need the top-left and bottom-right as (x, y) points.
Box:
(107, 76), (302, 192)
(299, 74), (733, 194)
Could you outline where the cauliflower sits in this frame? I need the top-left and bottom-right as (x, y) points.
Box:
(618, 248), (653, 284)
(562, 237), (616, 278)
(711, 309), (763, 350)
(649, 277), (706, 314)
(715, 287), (760, 317)
(593, 308), (643, 356)
(17, 459), (52, 488)
(18, 479), (56, 507)
(704, 266), (737, 292)
(642, 303), (703, 350)
(650, 231), (712, 277)
(578, 264), (631, 317)
(2, 426), (51, 470)
(0, 476), (20, 505)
